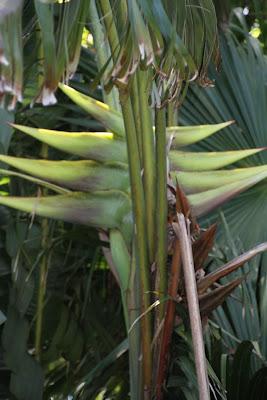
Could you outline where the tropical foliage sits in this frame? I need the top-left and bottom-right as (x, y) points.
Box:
(180, 14), (267, 249)
(1, 1), (267, 400)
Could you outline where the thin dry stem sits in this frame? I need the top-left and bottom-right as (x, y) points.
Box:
(174, 214), (210, 400)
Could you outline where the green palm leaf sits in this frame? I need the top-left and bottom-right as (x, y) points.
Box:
(100, 0), (219, 105)
(179, 28), (267, 247)
(0, 0), (88, 107)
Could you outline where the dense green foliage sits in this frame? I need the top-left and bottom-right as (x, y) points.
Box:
(1, 1), (267, 400)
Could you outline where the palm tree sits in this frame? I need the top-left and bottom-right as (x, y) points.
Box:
(1, 1), (267, 399)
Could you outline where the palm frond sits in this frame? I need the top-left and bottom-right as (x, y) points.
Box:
(99, 0), (219, 106)
(0, 0), (88, 107)
(179, 27), (267, 248)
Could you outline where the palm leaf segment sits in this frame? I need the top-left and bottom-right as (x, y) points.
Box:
(0, 84), (266, 248)
(0, 0), (219, 108)
(0, 0), (88, 108)
(179, 23), (267, 248)
(105, 0), (220, 106)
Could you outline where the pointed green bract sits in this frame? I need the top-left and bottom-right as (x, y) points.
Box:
(189, 171), (267, 216)
(169, 148), (264, 171)
(168, 121), (234, 148)
(110, 229), (131, 293)
(12, 124), (127, 163)
(0, 155), (129, 192)
(59, 84), (125, 138)
(172, 165), (267, 194)
(0, 191), (131, 230)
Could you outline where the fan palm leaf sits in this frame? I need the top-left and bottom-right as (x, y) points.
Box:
(3, 3), (267, 399)
(179, 27), (267, 249)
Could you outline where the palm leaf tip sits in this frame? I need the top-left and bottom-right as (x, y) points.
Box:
(0, 0), (23, 108)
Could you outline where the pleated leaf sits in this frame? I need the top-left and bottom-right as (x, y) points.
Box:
(247, 368), (267, 400)
(12, 124), (127, 163)
(0, 0), (23, 21)
(169, 148), (264, 171)
(179, 29), (267, 248)
(1, 1), (88, 107)
(228, 341), (254, 400)
(0, 0), (23, 108)
(0, 155), (129, 193)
